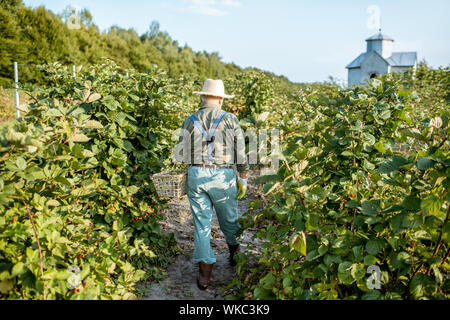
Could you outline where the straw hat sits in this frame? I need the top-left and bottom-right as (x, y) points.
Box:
(193, 79), (234, 99)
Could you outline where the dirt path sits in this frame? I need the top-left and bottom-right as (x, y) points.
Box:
(141, 172), (262, 300)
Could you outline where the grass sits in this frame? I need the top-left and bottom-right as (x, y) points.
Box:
(0, 119), (15, 136)
(0, 87), (28, 123)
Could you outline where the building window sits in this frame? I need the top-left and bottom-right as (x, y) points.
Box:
(370, 73), (378, 79)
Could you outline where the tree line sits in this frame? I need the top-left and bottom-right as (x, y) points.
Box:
(0, 0), (293, 87)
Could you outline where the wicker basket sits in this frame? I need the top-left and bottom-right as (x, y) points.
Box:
(152, 170), (187, 199)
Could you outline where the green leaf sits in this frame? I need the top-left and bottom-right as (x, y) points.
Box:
(379, 110), (391, 121)
(442, 222), (450, 244)
(362, 133), (376, 146)
(362, 290), (381, 300)
(365, 239), (384, 255)
(123, 292), (138, 300)
(413, 230), (430, 240)
(71, 134), (91, 143)
(374, 141), (387, 154)
(79, 265), (90, 281)
(82, 149), (95, 158)
(87, 93), (102, 103)
(364, 255), (377, 266)
(132, 270), (146, 282)
(401, 213), (422, 229)
(421, 195), (443, 216)
(257, 174), (281, 184)
(404, 128), (424, 140)
(391, 251), (410, 269)
(260, 272), (275, 290)
(361, 200), (381, 216)
(46, 200), (60, 207)
(53, 155), (72, 161)
(84, 120), (104, 129)
(112, 220), (123, 231)
(45, 108), (62, 117)
(102, 95), (120, 111)
(290, 232), (307, 256)
(0, 280), (13, 294)
(417, 157), (435, 171)
(409, 274), (430, 299)
(72, 144), (85, 158)
(402, 196), (421, 212)
(363, 160), (375, 171)
(345, 200), (359, 208)
(263, 182), (280, 196)
(253, 287), (274, 300)
(337, 261), (354, 285)
(318, 245), (328, 256)
(399, 110), (412, 124)
(55, 176), (71, 186)
(71, 187), (91, 197)
(11, 262), (27, 277)
(305, 214), (319, 231)
(341, 151), (354, 157)
(128, 94), (140, 102)
(16, 157), (27, 170)
(352, 245), (364, 261)
(378, 156), (408, 174)
(350, 263), (365, 281)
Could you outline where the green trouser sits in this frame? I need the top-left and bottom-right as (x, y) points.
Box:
(186, 166), (241, 264)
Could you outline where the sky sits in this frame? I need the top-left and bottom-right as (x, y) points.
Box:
(23, 0), (450, 83)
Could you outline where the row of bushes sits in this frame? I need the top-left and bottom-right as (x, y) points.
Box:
(0, 61), (185, 299)
(232, 75), (449, 300)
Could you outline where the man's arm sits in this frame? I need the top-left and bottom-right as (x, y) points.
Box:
(176, 119), (193, 165)
(229, 114), (249, 176)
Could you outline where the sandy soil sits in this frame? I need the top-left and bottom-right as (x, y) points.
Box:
(141, 172), (263, 300)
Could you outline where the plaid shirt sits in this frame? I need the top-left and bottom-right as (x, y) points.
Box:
(177, 104), (249, 173)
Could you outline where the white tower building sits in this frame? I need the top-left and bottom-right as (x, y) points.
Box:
(346, 31), (418, 86)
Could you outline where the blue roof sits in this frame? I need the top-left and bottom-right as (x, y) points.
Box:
(346, 51), (417, 69)
(386, 52), (418, 67)
(346, 53), (368, 69)
(366, 32), (394, 41)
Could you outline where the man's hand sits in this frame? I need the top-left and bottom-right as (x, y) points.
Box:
(240, 172), (249, 179)
(237, 178), (248, 200)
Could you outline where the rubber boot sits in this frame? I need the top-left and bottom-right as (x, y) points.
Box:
(228, 244), (240, 267)
(197, 262), (214, 290)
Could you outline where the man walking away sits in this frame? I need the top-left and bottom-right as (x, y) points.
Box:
(177, 79), (249, 290)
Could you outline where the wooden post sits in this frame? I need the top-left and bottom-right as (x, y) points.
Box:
(73, 65), (76, 80)
(14, 62), (20, 119)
